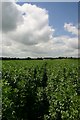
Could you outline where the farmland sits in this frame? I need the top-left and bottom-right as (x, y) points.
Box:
(2, 59), (80, 120)
(0, 60), (2, 119)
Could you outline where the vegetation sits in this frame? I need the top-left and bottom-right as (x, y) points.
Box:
(0, 60), (2, 120)
(2, 59), (80, 120)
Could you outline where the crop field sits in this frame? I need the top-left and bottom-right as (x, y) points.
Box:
(0, 60), (2, 119)
(2, 59), (80, 120)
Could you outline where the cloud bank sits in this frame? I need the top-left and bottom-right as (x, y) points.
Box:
(1, 2), (79, 58)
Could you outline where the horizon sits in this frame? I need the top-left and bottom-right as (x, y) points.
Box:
(1, 56), (79, 58)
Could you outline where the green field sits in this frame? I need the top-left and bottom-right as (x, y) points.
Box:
(0, 60), (2, 119)
(2, 59), (80, 120)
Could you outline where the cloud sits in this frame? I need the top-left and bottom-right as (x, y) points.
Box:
(2, 2), (23, 32)
(64, 23), (78, 35)
(1, 2), (79, 58)
(0, 33), (2, 57)
(2, 2), (54, 45)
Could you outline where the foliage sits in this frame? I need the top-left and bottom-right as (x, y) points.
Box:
(2, 59), (80, 120)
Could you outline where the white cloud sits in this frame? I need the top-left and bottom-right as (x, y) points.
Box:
(0, 33), (2, 57)
(1, 2), (79, 58)
(2, 2), (23, 32)
(64, 23), (78, 35)
(2, 2), (54, 45)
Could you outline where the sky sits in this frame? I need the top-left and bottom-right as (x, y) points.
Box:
(1, 1), (79, 58)
(18, 2), (78, 37)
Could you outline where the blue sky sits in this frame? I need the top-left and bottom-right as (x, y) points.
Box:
(2, 2), (78, 58)
(17, 2), (78, 37)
